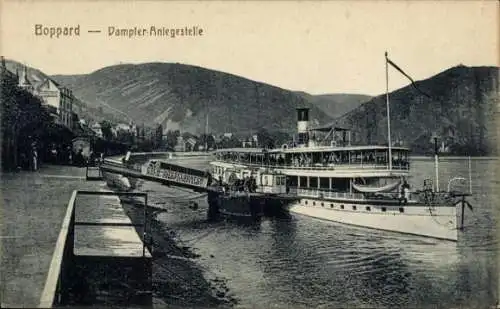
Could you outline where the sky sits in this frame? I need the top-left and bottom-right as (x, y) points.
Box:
(1, 0), (498, 96)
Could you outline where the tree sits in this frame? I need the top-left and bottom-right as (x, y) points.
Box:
(116, 130), (134, 145)
(256, 128), (275, 148)
(155, 124), (164, 149)
(198, 133), (216, 150)
(165, 130), (180, 150)
(100, 120), (113, 141)
(218, 135), (241, 149)
(270, 131), (292, 146)
(1, 68), (54, 170)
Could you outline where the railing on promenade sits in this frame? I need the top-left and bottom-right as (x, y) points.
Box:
(38, 190), (149, 308)
(85, 162), (103, 181)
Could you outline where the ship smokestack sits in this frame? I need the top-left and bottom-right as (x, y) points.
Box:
(296, 108), (310, 146)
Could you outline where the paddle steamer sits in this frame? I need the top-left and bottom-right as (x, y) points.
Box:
(210, 111), (470, 241)
(210, 54), (472, 241)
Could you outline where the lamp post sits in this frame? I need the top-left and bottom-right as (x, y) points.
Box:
(431, 133), (440, 192)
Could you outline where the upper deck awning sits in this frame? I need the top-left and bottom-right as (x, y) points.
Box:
(281, 145), (410, 153)
(214, 147), (282, 154)
(214, 145), (410, 154)
(309, 124), (350, 132)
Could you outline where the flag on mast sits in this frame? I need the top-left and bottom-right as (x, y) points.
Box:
(385, 55), (432, 99)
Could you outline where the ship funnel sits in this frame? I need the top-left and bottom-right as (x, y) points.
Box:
(296, 108), (310, 145)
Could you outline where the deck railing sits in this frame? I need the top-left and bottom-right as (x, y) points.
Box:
(289, 187), (367, 200)
(213, 159), (410, 171)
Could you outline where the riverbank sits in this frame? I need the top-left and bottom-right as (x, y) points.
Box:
(119, 196), (237, 308)
(0, 165), (103, 307)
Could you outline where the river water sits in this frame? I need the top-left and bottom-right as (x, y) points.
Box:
(134, 157), (499, 309)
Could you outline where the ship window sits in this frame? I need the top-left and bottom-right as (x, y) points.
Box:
(310, 177), (318, 188)
(399, 207), (404, 213)
(321, 202), (324, 207)
(381, 207), (387, 212)
(305, 200), (308, 205)
(366, 206), (371, 211)
(340, 205), (344, 209)
(313, 201), (316, 206)
(299, 177), (307, 188)
(352, 205), (357, 211)
(330, 204), (334, 208)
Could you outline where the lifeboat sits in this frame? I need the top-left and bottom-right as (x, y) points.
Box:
(351, 179), (401, 193)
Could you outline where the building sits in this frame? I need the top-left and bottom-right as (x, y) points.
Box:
(91, 122), (103, 138)
(173, 135), (198, 152)
(18, 64), (35, 93)
(1, 56), (18, 84)
(15, 63), (76, 129)
(35, 79), (74, 129)
(115, 123), (135, 134)
(242, 135), (258, 148)
(72, 98), (84, 115)
(174, 136), (185, 152)
(186, 137), (197, 151)
(72, 137), (91, 158)
(252, 134), (259, 145)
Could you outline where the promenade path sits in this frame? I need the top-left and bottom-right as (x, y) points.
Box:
(0, 165), (104, 308)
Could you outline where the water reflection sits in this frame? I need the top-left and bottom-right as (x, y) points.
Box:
(258, 215), (465, 308)
(128, 157), (498, 309)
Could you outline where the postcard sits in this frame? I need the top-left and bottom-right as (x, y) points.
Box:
(1, 1), (498, 308)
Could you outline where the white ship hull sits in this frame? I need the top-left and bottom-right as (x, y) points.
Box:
(288, 198), (459, 241)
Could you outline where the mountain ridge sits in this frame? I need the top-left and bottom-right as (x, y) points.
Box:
(51, 62), (346, 134)
(295, 92), (372, 119)
(8, 58), (498, 155)
(337, 64), (499, 155)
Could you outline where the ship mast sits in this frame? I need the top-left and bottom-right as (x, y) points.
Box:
(205, 101), (209, 151)
(385, 51), (393, 170)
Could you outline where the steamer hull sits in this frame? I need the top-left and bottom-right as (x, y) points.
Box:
(208, 105), (471, 241)
(217, 194), (264, 219)
(288, 198), (459, 241)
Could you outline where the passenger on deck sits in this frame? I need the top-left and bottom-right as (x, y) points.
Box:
(206, 171), (213, 186)
(278, 156), (285, 166)
(251, 177), (257, 192)
(400, 180), (410, 204)
(243, 177), (249, 192)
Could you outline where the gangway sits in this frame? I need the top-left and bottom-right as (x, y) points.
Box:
(98, 156), (298, 220)
(100, 158), (213, 193)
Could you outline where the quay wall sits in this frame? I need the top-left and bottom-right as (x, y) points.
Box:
(38, 190), (152, 308)
(38, 191), (77, 308)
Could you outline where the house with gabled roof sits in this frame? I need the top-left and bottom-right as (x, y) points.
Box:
(8, 61), (76, 130)
(34, 77), (75, 129)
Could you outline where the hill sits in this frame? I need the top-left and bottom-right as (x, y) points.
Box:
(4, 60), (130, 124)
(52, 63), (333, 135)
(297, 92), (371, 118)
(336, 65), (499, 155)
